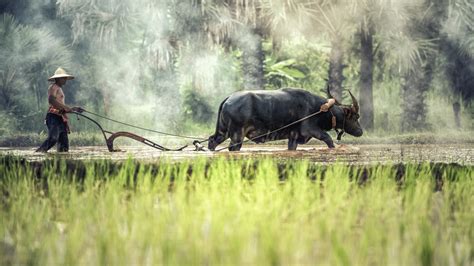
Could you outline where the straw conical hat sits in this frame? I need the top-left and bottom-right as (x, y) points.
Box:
(48, 68), (74, 81)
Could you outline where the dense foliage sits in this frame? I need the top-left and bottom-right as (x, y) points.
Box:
(0, 0), (472, 136)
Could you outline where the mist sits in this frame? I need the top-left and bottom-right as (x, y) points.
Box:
(0, 0), (472, 140)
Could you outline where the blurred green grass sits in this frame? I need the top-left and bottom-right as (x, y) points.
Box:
(0, 157), (473, 265)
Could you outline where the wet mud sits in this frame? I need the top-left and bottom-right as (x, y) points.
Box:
(1, 143), (472, 165)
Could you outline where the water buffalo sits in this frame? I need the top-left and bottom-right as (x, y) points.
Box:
(208, 87), (363, 151)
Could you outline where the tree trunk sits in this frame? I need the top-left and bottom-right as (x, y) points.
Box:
(452, 102), (461, 128)
(400, 0), (445, 132)
(359, 25), (374, 130)
(400, 59), (435, 131)
(327, 38), (345, 100)
(0, 85), (13, 110)
(441, 39), (474, 107)
(34, 84), (41, 111)
(401, 70), (424, 131)
(242, 29), (265, 90)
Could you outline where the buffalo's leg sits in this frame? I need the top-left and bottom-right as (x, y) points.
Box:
(229, 129), (244, 151)
(208, 133), (228, 151)
(288, 138), (298, 150)
(310, 130), (335, 148)
(288, 131), (299, 150)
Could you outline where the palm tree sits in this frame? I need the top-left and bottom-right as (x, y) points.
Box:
(0, 14), (35, 110)
(333, 0), (425, 131)
(0, 14), (72, 130)
(200, 0), (265, 90)
(441, 0), (474, 119)
(350, 0), (400, 130)
(358, 20), (375, 130)
(399, 0), (447, 131)
(58, 0), (181, 118)
(57, 0), (138, 48)
(337, 0), (444, 132)
(307, 1), (352, 100)
(203, 0), (318, 90)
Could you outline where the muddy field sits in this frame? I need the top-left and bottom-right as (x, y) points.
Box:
(1, 143), (472, 165)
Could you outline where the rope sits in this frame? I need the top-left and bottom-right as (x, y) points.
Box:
(215, 109), (325, 152)
(79, 102), (335, 152)
(82, 110), (208, 141)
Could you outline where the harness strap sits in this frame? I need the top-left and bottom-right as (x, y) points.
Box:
(329, 109), (345, 141)
(329, 110), (337, 129)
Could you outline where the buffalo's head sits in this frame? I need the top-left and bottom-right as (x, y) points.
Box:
(327, 87), (363, 137)
(208, 136), (218, 151)
(208, 134), (225, 151)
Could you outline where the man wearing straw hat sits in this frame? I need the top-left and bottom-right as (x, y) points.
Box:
(36, 68), (84, 153)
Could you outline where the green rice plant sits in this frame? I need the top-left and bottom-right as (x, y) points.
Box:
(0, 156), (472, 265)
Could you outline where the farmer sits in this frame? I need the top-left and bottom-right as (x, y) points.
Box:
(36, 68), (84, 153)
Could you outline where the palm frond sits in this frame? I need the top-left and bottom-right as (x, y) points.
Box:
(258, 0), (318, 35)
(443, 0), (474, 58)
(385, 33), (437, 74)
(0, 14), (73, 111)
(59, 0), (139, 48)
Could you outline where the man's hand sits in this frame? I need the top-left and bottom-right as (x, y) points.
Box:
(320, 99), (336, 112)
(71, 106), (85, 113)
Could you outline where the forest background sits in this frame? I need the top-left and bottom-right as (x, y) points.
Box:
(0, 0), (472, 141)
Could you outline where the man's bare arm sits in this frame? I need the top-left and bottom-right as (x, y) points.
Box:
(49, 96), (84, 113)
(320, 98), (336, 112)
(48, 95), (72, 113)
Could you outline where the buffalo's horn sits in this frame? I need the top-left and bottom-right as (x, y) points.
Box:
(326, 84), (340, 105)
(348, 90), (359, 113)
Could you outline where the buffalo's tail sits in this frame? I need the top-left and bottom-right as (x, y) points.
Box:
(212, 97), (228, 138)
